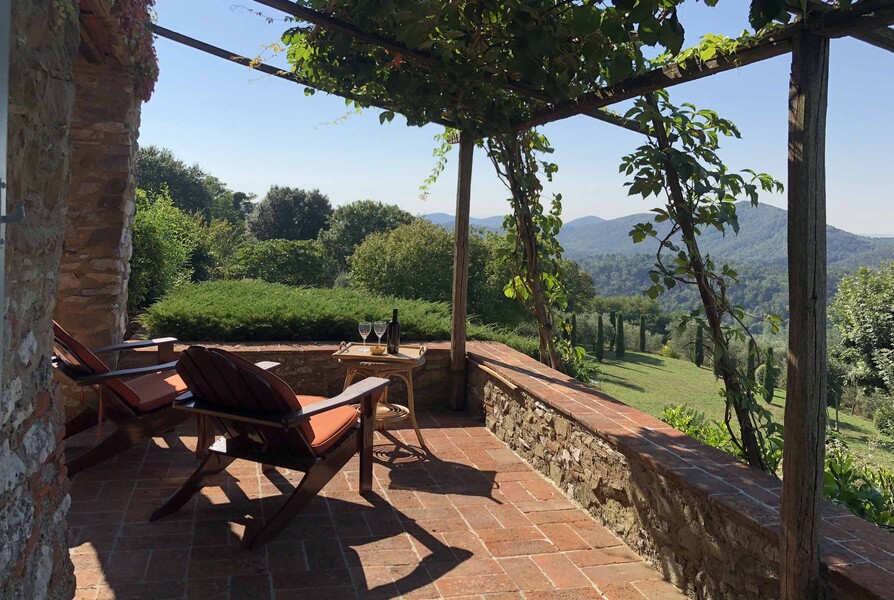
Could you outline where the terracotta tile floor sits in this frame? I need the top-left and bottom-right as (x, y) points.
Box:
(67, 411), (687, 600)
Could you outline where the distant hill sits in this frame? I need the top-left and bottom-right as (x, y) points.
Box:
(422, 213), (506, 230)
(423, 213), (606, 232)
(558, 203), (894, 271)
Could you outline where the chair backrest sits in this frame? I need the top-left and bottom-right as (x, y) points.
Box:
(176, 346), (314, 454)
(52, 321), (143, 409)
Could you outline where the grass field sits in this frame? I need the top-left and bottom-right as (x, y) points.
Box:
(593, 351), (894, 471)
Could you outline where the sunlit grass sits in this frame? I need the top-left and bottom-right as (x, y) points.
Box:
(594, 351), (894, 470)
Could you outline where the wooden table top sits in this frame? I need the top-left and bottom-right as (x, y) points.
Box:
(333, 342), (426, 365)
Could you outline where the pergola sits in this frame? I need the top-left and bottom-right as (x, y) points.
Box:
(151, 2), (894, 597)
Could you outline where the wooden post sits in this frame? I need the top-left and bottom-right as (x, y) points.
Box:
(449, 131), (474, 411)
(781, 27), (829, 600)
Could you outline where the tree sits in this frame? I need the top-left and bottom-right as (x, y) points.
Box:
(831, 262), (894, 394)
(615, 314), (625, 359)
(595, 314), (604, 362)
(609, 311), (617, 352)
(639, 315), (647, 353)
(128, 189), (202, 310)
(694, 325), (705, 367)
(349, 220), (513, 324)
(319, 200), (415, 269)
(747, 338), (758, 381)
(137, 146), (245, 224)
(571, 313), (578, 347)
(762, 347), (778, 404)
(249, 186), (333, 242)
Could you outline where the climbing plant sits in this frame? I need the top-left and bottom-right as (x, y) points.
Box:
(112, 0), (159, 101)
(622, 90), (784, 471)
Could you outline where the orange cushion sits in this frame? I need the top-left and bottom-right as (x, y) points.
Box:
(124, 371), (189, 414)
(295, 395), (359, 454)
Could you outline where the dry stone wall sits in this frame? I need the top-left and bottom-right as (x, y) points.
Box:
(466, 341), (894, 600)
(1, 3), (79, 598)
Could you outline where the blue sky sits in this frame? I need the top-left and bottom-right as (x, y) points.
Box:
(142, 1), (893, 235)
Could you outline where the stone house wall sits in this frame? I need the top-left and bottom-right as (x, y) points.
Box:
(54, 50), (141, 357)
(465, 341), (893, 600)
(0, 3), (79, 598)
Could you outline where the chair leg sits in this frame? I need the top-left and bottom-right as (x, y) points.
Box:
(243, 438), (357, 549)
(150, 452), (236, 522)
(64, 406), (100, 439)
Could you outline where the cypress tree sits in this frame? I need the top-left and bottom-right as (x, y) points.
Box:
(747, 339), (757, 381)
(639, 315), (646, 352)
(694, 325), (704, 367)
(570, 313), (578, 347)
(615, 313), (625, 358)
(762, 347), (776, 403)
(595, 314), (604, 362)
(608, 311), (616, 352)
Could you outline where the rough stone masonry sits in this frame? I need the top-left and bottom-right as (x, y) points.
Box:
(1, 2), (79, 598)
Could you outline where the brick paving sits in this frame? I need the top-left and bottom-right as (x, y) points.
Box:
(67, 411), (687, 600)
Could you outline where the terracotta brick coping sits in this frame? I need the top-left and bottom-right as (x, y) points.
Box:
(465, 341), (894, 600)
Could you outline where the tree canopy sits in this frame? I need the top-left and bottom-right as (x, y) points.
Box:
(249, 186), (333, 241)
(137, 145), (245, 223)
(832, 262), (894, 394)
(319, 200), (416, 268)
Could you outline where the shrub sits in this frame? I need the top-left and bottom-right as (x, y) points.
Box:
(875, 399), (894, 437)
(228, 239), (336, 288)
(825, 439), (894, 530)
(142, 280), (538, 356)
(128, 189), (202, 310)
(659, 344), (679, 359)
(660, 405), (736, 455)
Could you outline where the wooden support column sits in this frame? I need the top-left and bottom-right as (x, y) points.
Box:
(781, 27), (830, 600)
(449, 131), (474, 411)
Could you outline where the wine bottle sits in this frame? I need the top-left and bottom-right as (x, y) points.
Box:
(386, 308), (401, 354)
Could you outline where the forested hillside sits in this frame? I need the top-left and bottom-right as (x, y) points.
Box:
(558, 203), (894, 269)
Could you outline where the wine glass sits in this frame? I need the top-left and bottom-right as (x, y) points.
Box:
(358, 322), (372, 348)
(373, 321), (387, 346)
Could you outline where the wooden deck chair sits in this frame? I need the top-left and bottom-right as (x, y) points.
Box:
(150, 345), (390, 549)
(52, 321), (191, 476)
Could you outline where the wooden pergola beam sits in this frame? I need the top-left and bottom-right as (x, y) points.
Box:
(250, 0), (647, 135)
(792, 0), (894, 53)
(148, 23), (458, 129)
(513, 0), (894, 132)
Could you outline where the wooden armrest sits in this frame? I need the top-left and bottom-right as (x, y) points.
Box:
(284, 377), (390, 425)
(92, 338), (178, 353)
(77, 361), (179, 385)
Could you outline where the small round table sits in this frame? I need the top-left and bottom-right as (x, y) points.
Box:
(333, 343), (426, 448)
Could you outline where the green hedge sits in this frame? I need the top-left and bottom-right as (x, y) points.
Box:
(142, 279), (538, 356)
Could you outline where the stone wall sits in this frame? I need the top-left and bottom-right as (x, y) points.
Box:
(466, 341), (893, 600)
(54, 54), (141, 355)
(0, 3), (79, 598)
(122, 341), (453, 408)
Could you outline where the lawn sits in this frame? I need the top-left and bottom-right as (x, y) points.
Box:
(593, 351), (894, 471)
